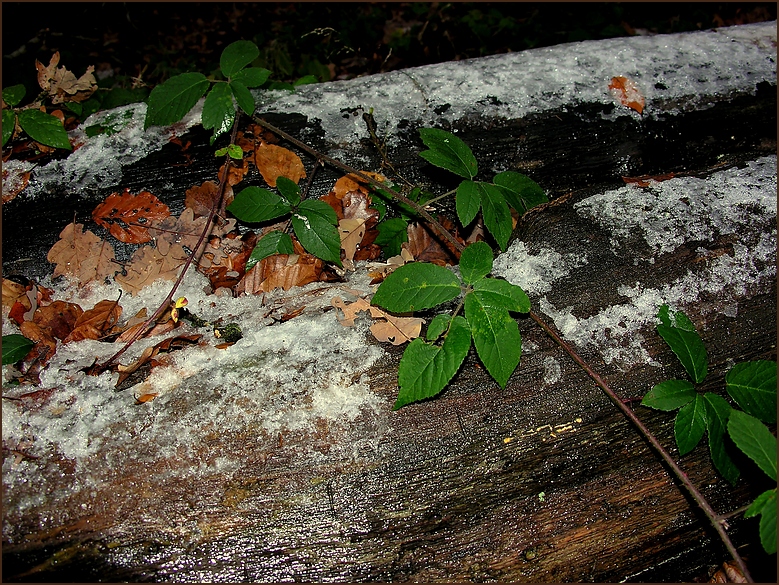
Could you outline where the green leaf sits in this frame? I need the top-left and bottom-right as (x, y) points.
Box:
(426, 314), (451, 341)
(479, 182), (513, 251)
(456, 180), (482, 226)
(275, 176), (301, 206)
(3, 84), (26, 107)
(371, 262), (461, 313)
(220, 40), (260, 78)
(493, 171), (548, 212)
(17, 109), (72, 150)
(232, 67), (271, 88)
(395, 315), (471, 409)
(675, 394), (707, 456)
(145, 72), (209, 129)
(202, 83), (235, 143)
(246, 231), (294, 270)
(227, 143), (243, 159)
(227, 186), (290, 223)
(292, 200), (342, 266)
(374, 218), (408, 257)
(726, 360), (776, 423)
(727, 409), (777, 481)
(294, 75), (319, 86)
(657, 324), (707, 384)
(418, 128), (478, 179)
(744, 489), (777, 554)
(472, 278), (530, 314)
(460, 241), (493, 285)
(465, 290), (521, 388)
(641, 379), (696, 411)
(658, 304), (696, 331)
(2, 334), (34, 365)
(229, 80), (255, 116)
(3, 109), (16, 146)
(703, 392), (740, 485)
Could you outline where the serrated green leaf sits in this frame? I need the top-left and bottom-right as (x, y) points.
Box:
(246, 231), (294, 270)
(472, 278), (530, 314)
(144, 72), (209, 129)
(227, 186), (290, 223)
(292, 200), (342, 266)
(3, 84), (26, 107)
(426, 314), (451, 341)
(744, 489), (776, 554)
(727, 409), (777, 481)
(294, 75), (319, 86)
(657, 324), (708, 384)
(2, 334), (34, 365)
(493, 171), (548, 212)
(226, 143), (243, 159)
(220, 40), (260, 78)
(17, 109), (72, 150)
(478, 182), (512, 251)
(418, 128), (478, 179)
(456, 180), (482, 226)
(371, 262), (461, 313)
(395, 315), (471, 409)
(374, 218), (408, 257)
(675, 394), (707, 456)
(229, 80), (255, 116)
(275, 176), (301, 206)
(703, 392), (740, 485)
(3, 109), (16, 146)
(460, 241), (493, 285)
(641, 379), (696, 411)
(202, 83), (235, 143)
(465, 291), (521, 387)
(232, 67), (271, 88)
(726, 360), (776, 423)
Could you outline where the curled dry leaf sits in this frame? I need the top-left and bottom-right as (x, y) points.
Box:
(406, 216), (463, 266)
(33, 300), (84, 341)
(367, 246), (414, 284)
(135, 393), (159, 404)
(47, 222), (119, 284)
(64, 299), (123, 343)
(36, 51), (97, 104)
(2, 161), (34, 204)
(253, 141), (306, 187)
(115, 243), (188, 296)
(709, 560), (748, 583)
(609, 76), (645, 115)
(185, 181), (221, 218)
(18, 321), (58, 382)
(622, 172), (676, 187)
(198, 231), (258, 292)
(339, 218), (367, 263)
(237, 252), (325, 294)
(331, 296), (423, 345)
(92, 189), (171, 244)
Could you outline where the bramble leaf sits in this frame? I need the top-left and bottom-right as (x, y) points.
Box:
(675, 394), (706, 455)
(744, 489), (777, 554)
(220, 40), (259, 78)
(246, 231), (293, 270)
(2, 334), (34, 365)
(232, 67), (271, 88)
(202, 83), (235, 143)
(227, 186), (290, 223)
(726, 360), (776, 423)
(727, 409), (777, 481)
(3, 84), (26, 107)
(292, 200), (342, 266)
(493, 171), (548, 212)
(478, 182), (512, 251)
(371, 262), (461, 313)
(3, 110), (16, 146)
(375, 218), (409, 257)
(641, 379), (696, 411)
(471, 278), (530, 314)
(703, 392), (740, 485)
(459, 241), (493, 285)
(465, 289), (521, 387)
(229, 80), (255, 116)
(656, 308), (707, 383)
(144, 72), (209, 129)
(275, 176), (301, 206)
(395, 315), (471, 409)
(18, 109), (72, 150)
(456, 180), (482, 226)
(418, 128), (477, 179)
(426, 314), (451, 341)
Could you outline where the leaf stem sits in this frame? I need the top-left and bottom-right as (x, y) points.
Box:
(424, 188), (457, 206)
(528, 310), (753, 582)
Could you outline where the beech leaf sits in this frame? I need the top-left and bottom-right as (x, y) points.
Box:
(92, 189), (171, 244)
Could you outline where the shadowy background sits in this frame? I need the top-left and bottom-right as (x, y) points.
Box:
(3, 2), (776, 100)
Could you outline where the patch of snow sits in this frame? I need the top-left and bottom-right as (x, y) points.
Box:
(492, 241), (588, 295)
(542, 356), (562, 386)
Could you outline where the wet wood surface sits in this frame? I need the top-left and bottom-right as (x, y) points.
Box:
(2, 62), (777, 583)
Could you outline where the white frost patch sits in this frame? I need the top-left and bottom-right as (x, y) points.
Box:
(260, 22), (776, 146)
(575, 157), (778, 255)
(542, 357), (562, 386)
(492, 241), (587, 295)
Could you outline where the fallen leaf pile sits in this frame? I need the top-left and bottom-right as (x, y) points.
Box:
(35, 51), (97, 104)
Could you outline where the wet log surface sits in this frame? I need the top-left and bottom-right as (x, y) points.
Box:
(2, 28), (777, 584)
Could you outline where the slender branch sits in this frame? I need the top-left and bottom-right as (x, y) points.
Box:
(94, 119), (241, 372)
(529, 310), (753, 582)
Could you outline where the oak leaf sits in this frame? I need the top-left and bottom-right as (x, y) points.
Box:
(47, 222), (119, 284)
(331, 296), (423, 345)
(115, 243), (188, 296)
(36, 52), (97, 104)
(253, 141), (306, 187)
(92, 189), (171, 244)
(64, 299), (123, 343)
(609, 76), (645, 115)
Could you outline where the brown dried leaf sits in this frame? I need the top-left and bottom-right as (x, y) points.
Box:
(709, 560), (748, 583)
(253, 141), (306, 187)
(33, 300), (84, 341)
(36, 52), (97, 104)
(332, 171), (386, 199)
(92, 189), (171, 244)
(219, 158), (249, 187)
(331, 296), (372, 327)
(406, 217), (462, 266)
(338, 218), (367, 263)
(135, 392), (159, 404)
(197, 231), (258, 292)
(2, 278), (28, 314)
(64, 299), (122, 343)
(2, 163), (33, 204)
(18, 321), (58, 381)
(184, 180), (234, 218)
(331, 296), (422, 344)
(115, 333), (202, 389)
(115, 243), (188, 296)
(46, 222), (119, 284)
(237, 253), (324, 294)
(609, 76), (645, 115)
